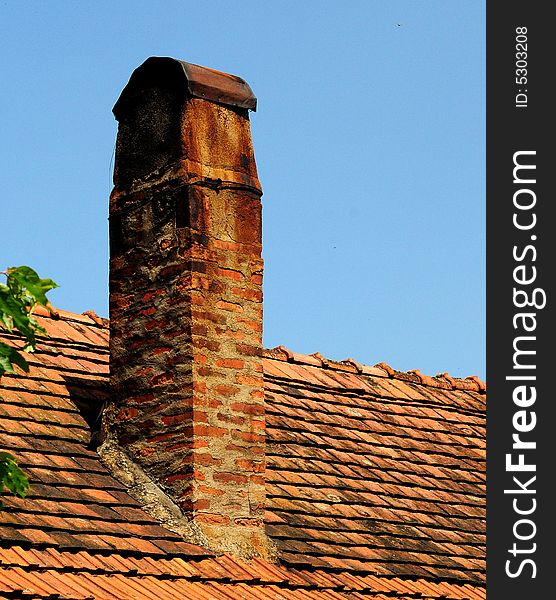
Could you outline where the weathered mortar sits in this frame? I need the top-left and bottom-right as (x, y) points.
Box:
(104, 57), (272, 559)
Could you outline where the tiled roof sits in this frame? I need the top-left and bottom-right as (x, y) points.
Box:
(0, 546), (487, 599)
(0, 308), (485, 599)
(262, 348), (485, 582)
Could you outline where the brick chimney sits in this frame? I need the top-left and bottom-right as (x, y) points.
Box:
(105, 57), (269, 558)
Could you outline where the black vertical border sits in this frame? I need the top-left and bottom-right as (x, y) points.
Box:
(487, 3), (553, 597)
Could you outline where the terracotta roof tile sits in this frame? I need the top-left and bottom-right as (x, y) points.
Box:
(0, 309), (485, 598)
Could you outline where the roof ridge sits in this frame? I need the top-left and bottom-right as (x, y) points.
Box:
(263, 347), (486, 394)
(33, 304), (109, 328)
(32, 307), (485, 393)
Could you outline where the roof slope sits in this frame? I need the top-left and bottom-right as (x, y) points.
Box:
(262, 349), (485, 582)
(0, 309), (485, 599)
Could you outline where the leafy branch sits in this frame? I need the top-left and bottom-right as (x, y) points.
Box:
(0, 266), (58, 501)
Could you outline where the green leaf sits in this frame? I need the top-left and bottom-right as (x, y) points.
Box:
(0, 288), (19, 331)
(7, 266), (58, 307)
(28, 315), (47, 337)
(0, 342), (30, 376)
(1, 265), (53, 505)
(0, 452), (30, 498)
(1, 267), (57, 352)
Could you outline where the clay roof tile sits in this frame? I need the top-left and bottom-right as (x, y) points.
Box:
(0, 306), (485, 598)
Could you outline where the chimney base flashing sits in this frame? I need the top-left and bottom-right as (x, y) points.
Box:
(97, 436), (208, 546)
(99, 435), (277, 560)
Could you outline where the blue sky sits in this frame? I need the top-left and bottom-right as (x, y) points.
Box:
(1, 1), (485, 379)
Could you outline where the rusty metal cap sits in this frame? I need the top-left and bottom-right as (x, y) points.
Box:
(113, 56), (257, 119)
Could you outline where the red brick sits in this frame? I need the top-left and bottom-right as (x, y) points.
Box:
(235, 374), (264, 386)
(147, 432), (178, 444)
(216, 358), (244, 369)
(213, 239), (242, 252)
(213, 472), (248, 484)
(163, 473), (193, 484)
(235, 518), (263, 527)
(195, 513), (230, 525)
(232, 430), (265, 443)
(196, 366), (216, 377)
(219, 329), (245, 340)
(161, 413), (191, 426)
(192, 410), (209, 423)
(237, 318), (262, 332)
(190, 293), (205, 306)
(191, 311), (227, 325)
(224, 443), (244, 453)
(193, 424), (228, 437)
(137, 447), (155, 457)
(235, 459), (265, 473)
(193, 469), (206, 481)
(150, 372), (174, 387)
(191, 324), (209, 336)
(114, 296), (132, 309)
(194, 338), (220, 352)
(134, 366), (153, 377)
(198, 485), (225, 497)
(193, 397), (223, 409)
(190, 274), (210, 291)
(230, 402), (264, 416)
(179, 499), (210, 512)
(215, 300), (243, 313)
(217, 413), (245, 426)
(160, 238), (174, 250)
(128, 394), (155, 404)
(129, 339), (150, 351)
(195, 453), (223, 467)
(145, 318), (169, 330)
(235, 343), (260, 357)
(142, 289), (165, 302)
(158, 263), (184, 279)
(231, 287), (263, 302)
(193, 381), (207, 393)
(165, 439), (209, 451)
(214, 384), (240, 397)
(149, 346), (173, 357)
(216, 267), (244, 281)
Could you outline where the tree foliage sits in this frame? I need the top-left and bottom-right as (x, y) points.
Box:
(0, 266), (58, 501)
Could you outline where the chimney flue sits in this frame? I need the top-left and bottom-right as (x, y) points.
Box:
(106, 57), (269, 558)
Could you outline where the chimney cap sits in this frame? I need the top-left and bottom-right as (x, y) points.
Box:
(113, 56), (257, 118)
